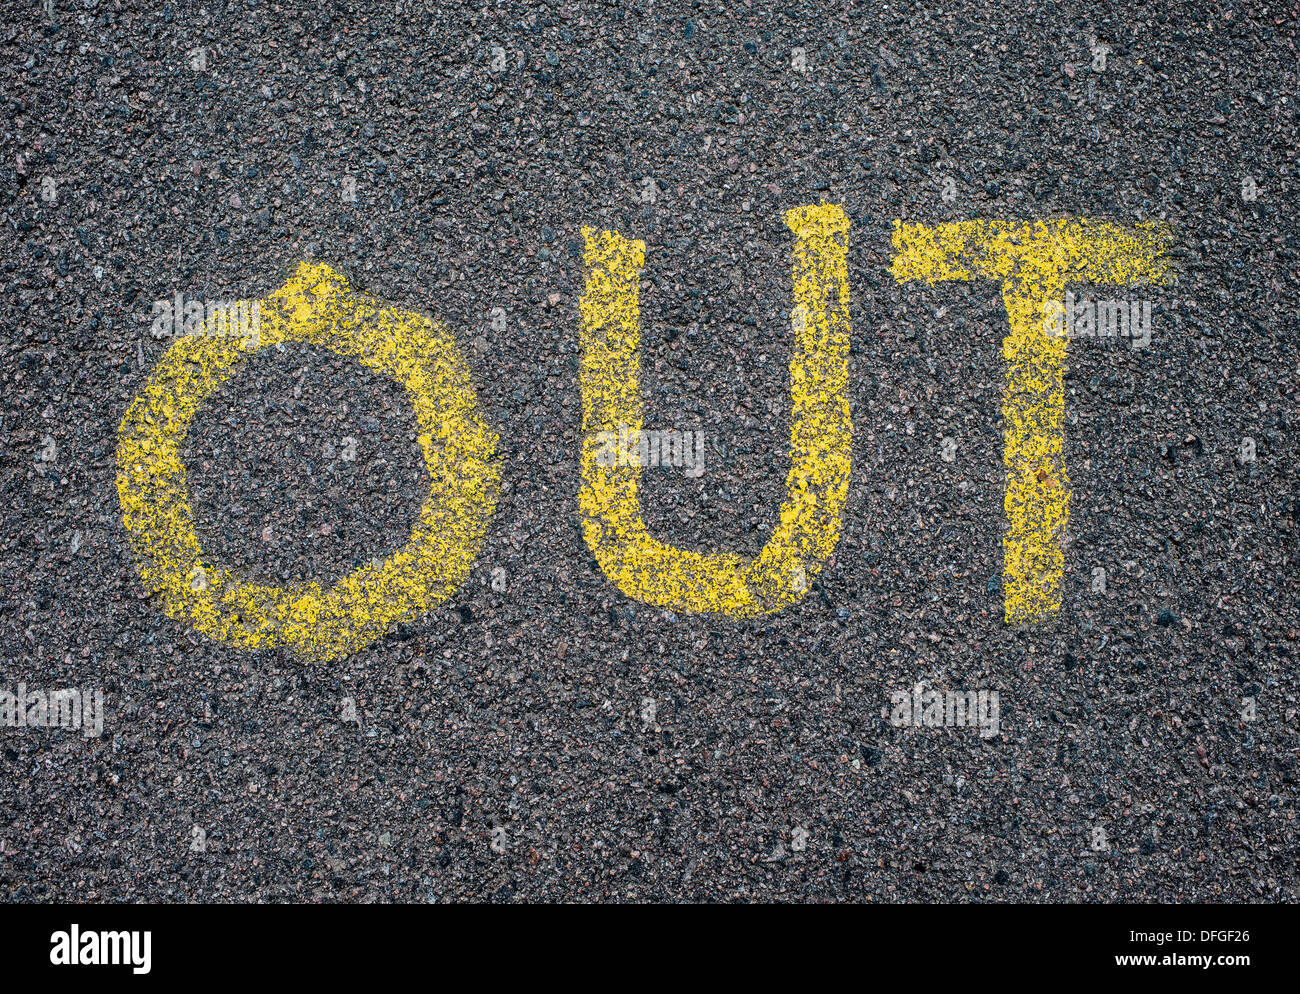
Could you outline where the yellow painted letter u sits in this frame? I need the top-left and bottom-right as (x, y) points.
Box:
(578, 204), (851, 616)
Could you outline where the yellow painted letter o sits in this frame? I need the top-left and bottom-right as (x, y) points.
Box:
(115, 262), (500, 661)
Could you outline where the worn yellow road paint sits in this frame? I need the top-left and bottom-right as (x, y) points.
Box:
(579, 204), (851, 615)
(116, 262), (499, 661)
(891, 219), (1172, 625)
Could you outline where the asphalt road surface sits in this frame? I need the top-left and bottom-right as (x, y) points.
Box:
(1, 1), (1297, 902)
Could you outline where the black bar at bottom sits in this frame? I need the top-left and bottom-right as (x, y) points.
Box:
(0, 904), (1277, 983)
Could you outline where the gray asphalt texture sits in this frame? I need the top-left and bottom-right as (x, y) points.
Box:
(1, 1), (1297, 902)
